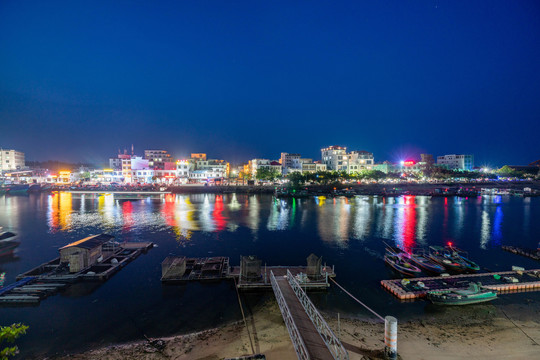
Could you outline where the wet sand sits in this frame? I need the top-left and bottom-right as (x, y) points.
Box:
(56, 296), (540, 360)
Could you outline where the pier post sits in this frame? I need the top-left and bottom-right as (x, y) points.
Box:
(384, 316), (397, 360)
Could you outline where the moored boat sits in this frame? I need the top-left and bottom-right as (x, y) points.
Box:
(0, 231), (20, 257)
(384, 253), (422, 278)
(408, 252), (446, 274)
(428, 246), (468, 273)
(427, 282), (497, 305)
(446, 245), (480, 272)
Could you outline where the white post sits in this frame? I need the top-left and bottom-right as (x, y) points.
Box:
(384, 316), (398, 360)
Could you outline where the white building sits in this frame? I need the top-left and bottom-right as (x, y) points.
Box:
(321, 146), (374, 173)
(437, 154), (474, 171)
(0, 149), (25, 171)
(321, 146), (347, 171)
(248, 159), (282, 178)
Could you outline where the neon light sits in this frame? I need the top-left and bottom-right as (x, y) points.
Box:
(403, 160), (415, 166)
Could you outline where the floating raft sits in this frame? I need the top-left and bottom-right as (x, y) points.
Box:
(502, 246), (540, 261)
(381, 269), (540, 300)
(2, 242), (153, 306)
(161, 256), (336, 290)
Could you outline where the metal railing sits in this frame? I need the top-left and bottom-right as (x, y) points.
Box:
(287, 269), (349, 360)
(270, 270), (310, 360)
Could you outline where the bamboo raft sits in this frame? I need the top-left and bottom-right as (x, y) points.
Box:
(382, 269), (540, 300)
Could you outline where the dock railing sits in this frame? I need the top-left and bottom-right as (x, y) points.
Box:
(287, 269), (349, 360)
(270, 270), (309, 360)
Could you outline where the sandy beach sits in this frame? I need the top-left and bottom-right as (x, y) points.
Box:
(55, 295), (540, 360)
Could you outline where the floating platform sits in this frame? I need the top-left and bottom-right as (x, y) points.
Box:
(502, 246), (540, 261)
(161, 256), (230, 283)
(2, 242), (153, 306)
(161, 256), (336, 290)
(381, 269), (540, 300)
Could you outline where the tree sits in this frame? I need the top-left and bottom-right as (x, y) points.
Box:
(255, 168), (280, 182)
(287, 172), (305, 187)
(1, 323), (28, 360)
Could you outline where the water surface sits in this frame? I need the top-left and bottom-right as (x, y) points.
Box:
(0, 193), (538, 358)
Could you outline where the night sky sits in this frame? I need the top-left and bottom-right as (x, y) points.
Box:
(1, 1), (539, 166)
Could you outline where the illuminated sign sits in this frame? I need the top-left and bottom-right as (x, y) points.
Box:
(403, 160), (416, 166)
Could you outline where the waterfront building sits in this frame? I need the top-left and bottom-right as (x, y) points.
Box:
(144, 150), (175, 170)
(0, 149), (25, 172)
(346, 150), (374, 172)
(437, 154), (474, 171)
(248, 159), (282, 178)
(279, 152), (323, 174)
(176, 160), (194, 179)
(191, 153), (207, 161)
(321, 146), (374, 173)
(109, 150), (132, 170)
(195, 159), (230, 178)
(321, 146), (348, 171)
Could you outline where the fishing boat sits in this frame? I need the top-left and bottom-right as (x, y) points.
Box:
(386, 245), (445, 274)
(445, 245), (480, 272)
(428, 246), (468, 273)
(384, 253), (422, 278)
(427, 282), (497, 305)
(408, 251), (446, 274)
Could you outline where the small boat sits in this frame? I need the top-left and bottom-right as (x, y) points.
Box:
(384, 253), (422, 278)
(428, 282), (497, 305)
(0, 231), (20, 257)
(384, 244), (445, 275)
(445, 245), (480, 272)
(408, 252), (446, 274)
(428, 246), (468, 273)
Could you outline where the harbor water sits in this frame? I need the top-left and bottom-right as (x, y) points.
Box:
(0, 193), (539, 358)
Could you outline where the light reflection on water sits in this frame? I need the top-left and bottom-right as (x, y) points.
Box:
(40, 192), (533, 252)
(1, 193), (539, 358)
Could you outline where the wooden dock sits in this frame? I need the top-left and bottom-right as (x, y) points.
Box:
(382, 269), (540, 300)
(502, 245), (540, 261)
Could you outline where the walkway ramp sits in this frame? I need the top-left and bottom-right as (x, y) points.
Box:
(270, 270), (348, 360)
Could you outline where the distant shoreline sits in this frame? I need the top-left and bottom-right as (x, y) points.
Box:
(23, 180), (540, 196)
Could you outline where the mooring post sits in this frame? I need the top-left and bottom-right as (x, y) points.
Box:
(384, 316), (398, 360)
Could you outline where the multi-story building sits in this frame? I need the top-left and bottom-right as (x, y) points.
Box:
(321, 146), (374, 173)
(321, 146), (348, 171)
(176, 160), (194, 178)
(144, 150), (175, 170)
(109, 152), (131, 170)
(196, 159), (229, 177)
(191, 153), (207, 161)
(0, 149), (25, 171)
(437, 154), (474, 171)
(280, 152), (323, 174)
(346, 151), (374, 172)
(248, 159), (282, 178)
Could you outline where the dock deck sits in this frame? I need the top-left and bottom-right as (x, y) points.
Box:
(382, 269), (540, 300)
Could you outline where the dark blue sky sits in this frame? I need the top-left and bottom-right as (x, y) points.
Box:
(1, 1), (539, 166)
